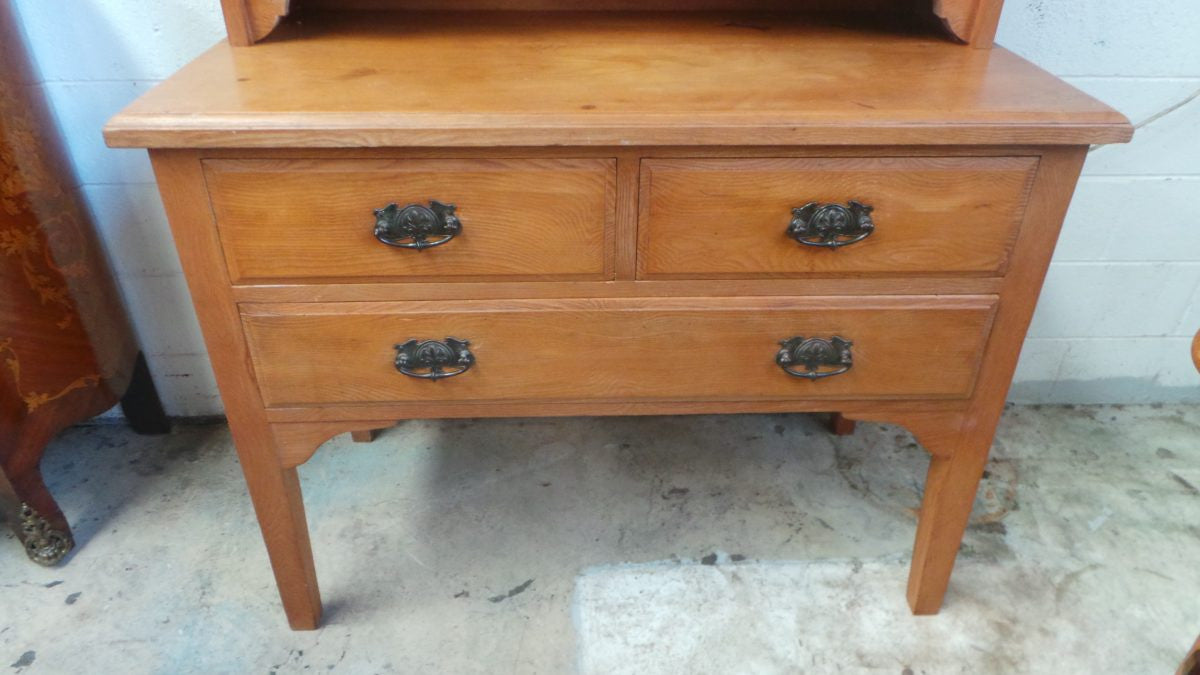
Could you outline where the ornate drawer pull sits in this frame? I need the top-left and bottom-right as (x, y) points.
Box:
(374, 201), (462, 250)
(776, 336), (853, 380)
(786, 201), (874, 248)
(394, 338), (474, 380)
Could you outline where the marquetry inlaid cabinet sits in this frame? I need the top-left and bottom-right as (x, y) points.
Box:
(1, 3), (169, 566)
(106, 0), (1131, 629)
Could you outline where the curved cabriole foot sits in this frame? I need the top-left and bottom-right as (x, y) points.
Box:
(19, 503), (74, 566)
(2, 465), (76, 567)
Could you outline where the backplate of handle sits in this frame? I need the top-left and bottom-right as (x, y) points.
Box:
(394, 338), (474, 380)
(776, 336), (853, 380)
(786, 201), (874, 248)
(374, 200), (462, 250)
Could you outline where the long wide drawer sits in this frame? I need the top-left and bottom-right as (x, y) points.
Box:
(205, 158), (615, 283)
(241, 296), (998, 407)
(638, 156), (1038, 279)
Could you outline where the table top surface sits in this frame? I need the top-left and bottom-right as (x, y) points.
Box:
(105, 11), (1132, 148)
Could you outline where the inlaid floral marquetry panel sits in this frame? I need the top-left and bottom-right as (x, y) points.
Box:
(0, 32), (130, 414)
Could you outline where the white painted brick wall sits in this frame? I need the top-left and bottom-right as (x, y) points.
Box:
(8, 0), (1199, 415)
(10, 0), (226, 417)
(999, 1), (1200, 403)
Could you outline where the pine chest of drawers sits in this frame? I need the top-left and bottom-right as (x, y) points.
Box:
(106, 6), (1131, 629)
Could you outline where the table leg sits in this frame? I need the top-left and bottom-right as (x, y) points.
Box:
(350, 429), (380, 443)
(6, 475), (73, 566)
(1, 423), (74, 566)
(253, 419), (396, 628)
(237, 442), (321, 630)
(119, 352), (172, 436)
(151, 152), (322, 629)
(828, 412), (857, 436)
(906, 417), (994, 614)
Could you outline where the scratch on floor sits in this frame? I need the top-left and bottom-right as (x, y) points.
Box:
(405, 549), (432, 570)
(1054, 564), (1101, 605)
(489, 579), (534, 603)
(1170, 472), (1200, 495)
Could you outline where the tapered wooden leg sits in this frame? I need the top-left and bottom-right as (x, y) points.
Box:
(828, 413), (857, 436)
(899, 149), (1090, 612)
(847, 410), (989, 614)
(906, 417), (995, 614)
(254, 420), (396, 628)
(239, 455), (322, 630)
(350, 429), (379, 443)
(153, 152), (321, 629)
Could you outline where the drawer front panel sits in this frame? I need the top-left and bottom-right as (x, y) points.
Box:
(205, 158), (615, 283)
(242, 296), (997, 407)
(638, 156), (1038, 279)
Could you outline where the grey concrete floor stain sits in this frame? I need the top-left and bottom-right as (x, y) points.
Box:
(490, 579), (535, 603)
(0, 405), (1196, 673)
(9, 651), (34, 669)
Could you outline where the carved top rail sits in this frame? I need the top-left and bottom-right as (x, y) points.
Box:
(219, 0), (1005, 47)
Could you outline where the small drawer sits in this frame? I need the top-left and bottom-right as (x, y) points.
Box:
(241, 296), (997, 407)
(637, 156), (1038, 279)
(205, 158), (615, 283)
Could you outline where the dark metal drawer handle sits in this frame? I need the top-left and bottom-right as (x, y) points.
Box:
(776, 336), (853, 380)
(786, 201), (874, 248)
(374, 201), (462, 251)
(394, 338), (474, 380)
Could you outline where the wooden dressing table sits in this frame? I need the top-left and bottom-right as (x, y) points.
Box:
(106, 0), (1131, 630)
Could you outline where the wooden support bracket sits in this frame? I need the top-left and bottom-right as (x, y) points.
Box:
(932, 0), (1005, 47)
(221, 0), (290, 46)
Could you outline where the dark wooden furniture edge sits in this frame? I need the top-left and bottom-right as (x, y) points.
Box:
(222, 0), (1004, 46)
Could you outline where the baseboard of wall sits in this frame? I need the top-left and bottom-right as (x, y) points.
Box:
(1009, 380), (1200, 405)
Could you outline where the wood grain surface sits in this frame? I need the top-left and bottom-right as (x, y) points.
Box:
(902, 146), (1089, 614)
(106, 12), (1131, 149)
(152, 150), (321, 630)
(230, 278), (1005, 303)
(638, 156), (1037, 279)
(124, 0), (1133, 630)
(206, 158), (615, 282)
(1, 2), (157, 564)
(241, 295), (997, 406)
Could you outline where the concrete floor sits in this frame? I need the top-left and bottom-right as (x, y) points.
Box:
(1, 405), (1198, 673)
